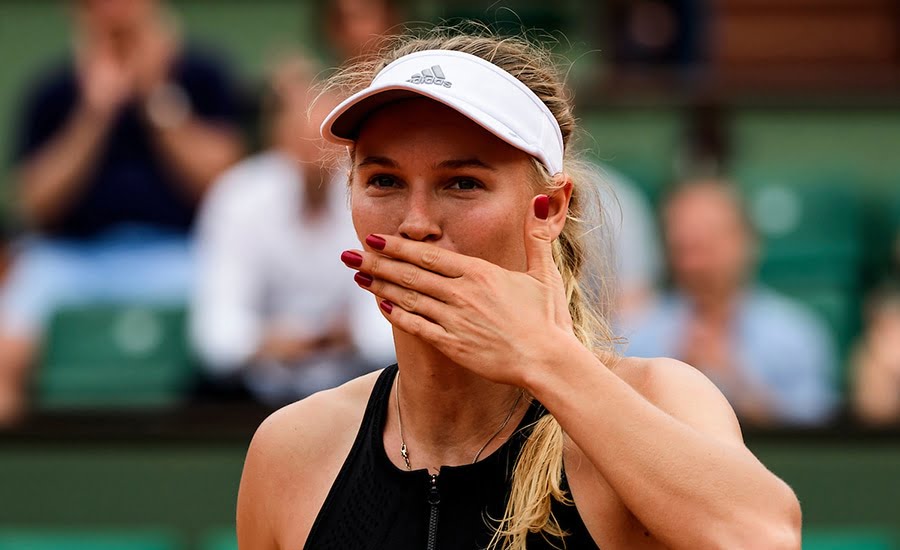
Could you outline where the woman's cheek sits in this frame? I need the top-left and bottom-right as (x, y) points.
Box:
(351, 193), (403, 240)
(446, 202), (527, 271)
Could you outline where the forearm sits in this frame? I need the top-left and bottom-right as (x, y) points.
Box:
(254, 326), (353, 365)
(17, 106), (112, 228)
(150, 120), (242, 198)
(525, 335), (800, 549)
(854, 358), (900, 424)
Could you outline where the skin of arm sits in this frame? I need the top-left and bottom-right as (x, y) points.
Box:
(527, 340), (801, 549)
(252, 325), (353, 365)
(853, 344), (900, 424)
(16, 45), (129, 229)
(237, 396), (335, 550)
(342, 193), (802, 550)
(17, 106), (115, 228)
(147, 119), (244, 199)
(236, 416), (282, 550)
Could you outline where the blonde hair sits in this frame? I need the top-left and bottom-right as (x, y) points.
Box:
(322, 23), (618, 550)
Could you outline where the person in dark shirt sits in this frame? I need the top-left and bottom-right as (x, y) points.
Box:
(0, 0), (243, 425)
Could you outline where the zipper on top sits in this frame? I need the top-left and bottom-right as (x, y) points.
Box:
(426, 473), (440, 550)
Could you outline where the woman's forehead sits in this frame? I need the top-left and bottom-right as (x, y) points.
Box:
(354, 98), (530, 166)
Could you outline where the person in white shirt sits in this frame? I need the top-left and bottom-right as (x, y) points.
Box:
(595, 167), (663, 323)
(191, 57), (394, 404)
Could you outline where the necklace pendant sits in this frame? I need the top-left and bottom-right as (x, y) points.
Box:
(400, 443), (411, 470)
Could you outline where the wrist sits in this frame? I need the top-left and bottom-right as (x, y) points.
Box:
(144, 82), (191, 130)
(521, 329), (589, 398)
(76, 101), (118, 126)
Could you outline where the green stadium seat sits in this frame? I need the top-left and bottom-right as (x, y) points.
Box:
(36, 304), (196, 409)
(201, 528), (238, 550)
(730, 109), (900, 194)
(889, 187), (900, 239)
(732, 168), (864, 363)
(736, 169), (862, 290)
(803, 527), (895, 550)
(730, 108), (900, 290)
(857, 183), (900, 286)
(0, 530), (182, 550)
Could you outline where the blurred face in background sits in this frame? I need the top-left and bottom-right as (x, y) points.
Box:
(268, 59), (328, 165)
(75, 0), (157, 35)
(663, 182), (755, 301)
(265, 59), (342, 213)
(326, 0), (398, 60)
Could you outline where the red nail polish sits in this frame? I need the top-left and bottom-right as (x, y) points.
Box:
(341, 251), (363, 268)
(355, 272), (373, 287)
(380, 300), (393, 314)
(534, 195), (550, 220)
(366, 234), (386, 250)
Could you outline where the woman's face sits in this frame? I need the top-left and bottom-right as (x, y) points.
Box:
(350, 98), (539, 272)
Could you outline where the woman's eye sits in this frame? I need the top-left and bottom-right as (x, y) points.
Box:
(368, 174), (400, 188)
(448, 178), (482, 191)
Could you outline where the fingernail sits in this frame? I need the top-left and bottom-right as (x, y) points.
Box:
(341, 250), (363, 268)
(380, 300), (393, 314)
(354, 272), (373, 287)
(534, 195), (550, 220)
(366, 234), (386, 250)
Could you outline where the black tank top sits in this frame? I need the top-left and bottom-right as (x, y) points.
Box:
(304, 365), (601, 549)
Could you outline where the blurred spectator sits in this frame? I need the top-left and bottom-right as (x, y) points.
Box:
(321, 0), (403, 63)
(608, 0), (708, 70)
(0, 0), (243, 424)
(852, 285), (900, 426)
(598, 167), (664, 323)
(0, 219), (14, 286)
(623, 179), (837, 426)
(190, 57), (394, 406)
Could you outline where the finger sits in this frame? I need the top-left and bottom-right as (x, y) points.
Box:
(524, 194), (558, 281)
(354, 272), (451, 322)
(341, 250), (455, 302)
(377, 299), (449, 344)
(363, 234), (473, 278)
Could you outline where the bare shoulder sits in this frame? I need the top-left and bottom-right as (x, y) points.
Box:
(237, 370), (383, 549)
(247, 371), (380, 488)
(609, 355), (744, 443)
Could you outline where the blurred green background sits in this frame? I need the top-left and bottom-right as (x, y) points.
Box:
(1, 0), (899, 548)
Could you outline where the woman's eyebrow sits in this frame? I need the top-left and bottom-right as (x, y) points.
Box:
(435, 158), (497, 171)
(357, 155), (398, 168)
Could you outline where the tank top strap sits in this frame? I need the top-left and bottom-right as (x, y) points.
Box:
(362, 364), (398, 445)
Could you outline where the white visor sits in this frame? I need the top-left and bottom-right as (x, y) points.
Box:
(320, 49), (564, 176)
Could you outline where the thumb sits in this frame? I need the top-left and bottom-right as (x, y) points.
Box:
(524, 194), (557, 280)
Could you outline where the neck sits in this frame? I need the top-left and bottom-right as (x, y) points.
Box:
(387, 331), (527, 473)
(688, 283), (742, 319)
(301, 164), (329, 215)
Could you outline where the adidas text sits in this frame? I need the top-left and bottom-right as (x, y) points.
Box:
(407, 65), (453, 88)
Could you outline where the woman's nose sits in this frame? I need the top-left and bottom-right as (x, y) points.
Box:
(398, 195), (442, 242)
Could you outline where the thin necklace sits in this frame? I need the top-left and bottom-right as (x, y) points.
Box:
(395, 371), (525, 471)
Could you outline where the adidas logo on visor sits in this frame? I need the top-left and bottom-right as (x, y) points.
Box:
(407, 65), (452, 88)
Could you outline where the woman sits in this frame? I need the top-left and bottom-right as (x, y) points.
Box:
(237, 27), (802, 550)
